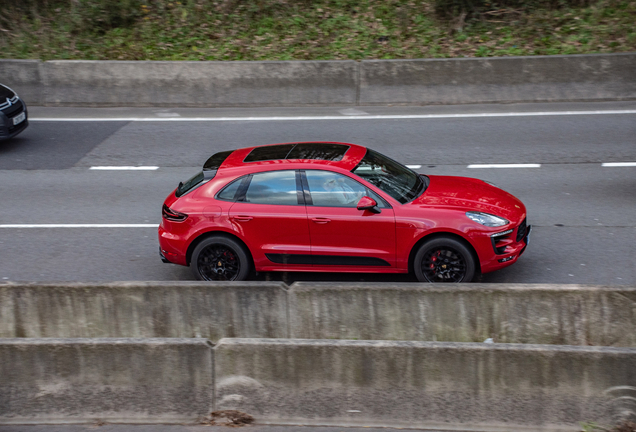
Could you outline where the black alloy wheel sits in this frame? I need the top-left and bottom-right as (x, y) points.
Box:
(191, 236), (251, 281)
(414, 237), (475, 283)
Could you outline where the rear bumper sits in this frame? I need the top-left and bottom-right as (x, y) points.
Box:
(158, 223), (188, 266)
(159, 247), (171, 263)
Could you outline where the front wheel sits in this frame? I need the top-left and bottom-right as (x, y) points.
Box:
(191, 236), (251, 281)
(413, 237), (475, 283)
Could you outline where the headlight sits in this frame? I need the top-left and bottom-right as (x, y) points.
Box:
(466, 211), (509, 227)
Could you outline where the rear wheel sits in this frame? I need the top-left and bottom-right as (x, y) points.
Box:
(191, 236), (251, 281)
(414, 237), (475, 283)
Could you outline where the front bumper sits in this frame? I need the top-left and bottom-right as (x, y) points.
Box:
(479, 224), (531, 274)
(0, 100), (28, 141)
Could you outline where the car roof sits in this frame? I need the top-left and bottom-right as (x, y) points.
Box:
(206, 142), (368, 172)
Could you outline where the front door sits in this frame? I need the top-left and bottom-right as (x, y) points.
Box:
(302, 170), (396, 268)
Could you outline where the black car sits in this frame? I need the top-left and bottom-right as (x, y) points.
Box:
(0, 83), (28, 141)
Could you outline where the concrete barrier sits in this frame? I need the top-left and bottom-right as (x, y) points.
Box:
(2, 282), (635, 347)
(214, 338), (636, 431)
(0, 338), (213, 424)
(40, 60), (358, 107)
(359, 53), (636, 105)
(2, 53), (635, 107)
(0, 59), (44, 105)
(0, 281), (288, 340)
(287, 283), (636, 346)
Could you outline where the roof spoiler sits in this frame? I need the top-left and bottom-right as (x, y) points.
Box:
(203, 150), (233, 172)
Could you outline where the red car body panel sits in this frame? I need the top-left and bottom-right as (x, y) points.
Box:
(229, 201), (312, 269)
(306, 205), (397, 267)
(159, 142), (530, 277)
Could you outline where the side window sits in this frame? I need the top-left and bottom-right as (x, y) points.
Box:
(216, 177), (243, 201)
(305, 170), (385, 208)
(244, 170), (300, 205)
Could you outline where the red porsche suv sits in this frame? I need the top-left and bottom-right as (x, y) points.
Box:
(159, 142), (530, 282)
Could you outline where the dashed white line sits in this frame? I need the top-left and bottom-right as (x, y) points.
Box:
(28, 109), (636, 122)
(83, 163), (635, 171)
(0, 224), (159, 228)
(602, 162), (636, 167)
(467, 164), (541, 169)
(89, 166), (159, 170)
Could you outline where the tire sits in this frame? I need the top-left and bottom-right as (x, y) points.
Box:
(190, 236), (251, 281)
(413, 237), (475, 283)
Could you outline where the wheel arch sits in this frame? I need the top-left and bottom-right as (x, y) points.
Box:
(186, 230), (254, 270)
(408, 231), (481, 276)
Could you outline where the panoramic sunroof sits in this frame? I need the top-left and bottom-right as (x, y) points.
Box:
(244, 143), (349, 163)
(243, 144), (295, 162)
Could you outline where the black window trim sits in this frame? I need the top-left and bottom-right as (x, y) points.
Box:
(299, 170), (313, 206)
(294, 170), (306, 206)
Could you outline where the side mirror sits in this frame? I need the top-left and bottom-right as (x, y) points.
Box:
(357, 196), (381, 214)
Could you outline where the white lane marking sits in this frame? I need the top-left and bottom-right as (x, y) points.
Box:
(0, 224), (159, 228)
(406, 164), (422, 169)
(468, 164), (541, 168)
(602, 162), (636, 167)
(28, 109), (636, 122)
(89, 166), (159, 170)
(339, 108), (369, 116)
(155, 112), (180, 117)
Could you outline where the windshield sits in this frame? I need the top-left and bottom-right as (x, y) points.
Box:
(351, 149), (425, 204)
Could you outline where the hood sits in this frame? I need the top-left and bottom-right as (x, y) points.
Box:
(0, 84), (15, 100)
(412, 175), (526, 222)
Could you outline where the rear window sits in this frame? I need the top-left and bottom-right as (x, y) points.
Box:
(176, 171), (205, 197)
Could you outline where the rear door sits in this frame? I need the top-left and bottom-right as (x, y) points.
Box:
(302, 170), (397, 268)
(228, 170), (311, 269)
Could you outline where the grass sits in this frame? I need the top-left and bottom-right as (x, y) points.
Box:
(0, 0), (634, 61)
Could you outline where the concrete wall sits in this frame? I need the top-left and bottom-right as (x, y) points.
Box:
(0, 60), (358, 107)
(0, 59), (43, 105)
(214, 338), (636, 431)
(359, 53), (636, 105)
(0, 281), (288, 340)
(2, 282), (635, 347)
(0, 338), (213, 424)
(288, 283), (636, 346)
(2, 337), (634, 428)
(1, 53), (634, 107)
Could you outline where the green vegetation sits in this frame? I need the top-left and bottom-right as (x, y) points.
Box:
(1, 0), (634, 61)
(579, 420), (636, 432)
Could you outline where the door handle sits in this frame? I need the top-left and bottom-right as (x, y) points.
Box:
(232, 216), (253, 222)
(311, 218), (331, 224)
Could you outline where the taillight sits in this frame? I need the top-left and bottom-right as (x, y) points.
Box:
(162, 204), (188, 222)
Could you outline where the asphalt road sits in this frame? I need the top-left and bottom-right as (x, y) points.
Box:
(1, 101), (635, 285)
